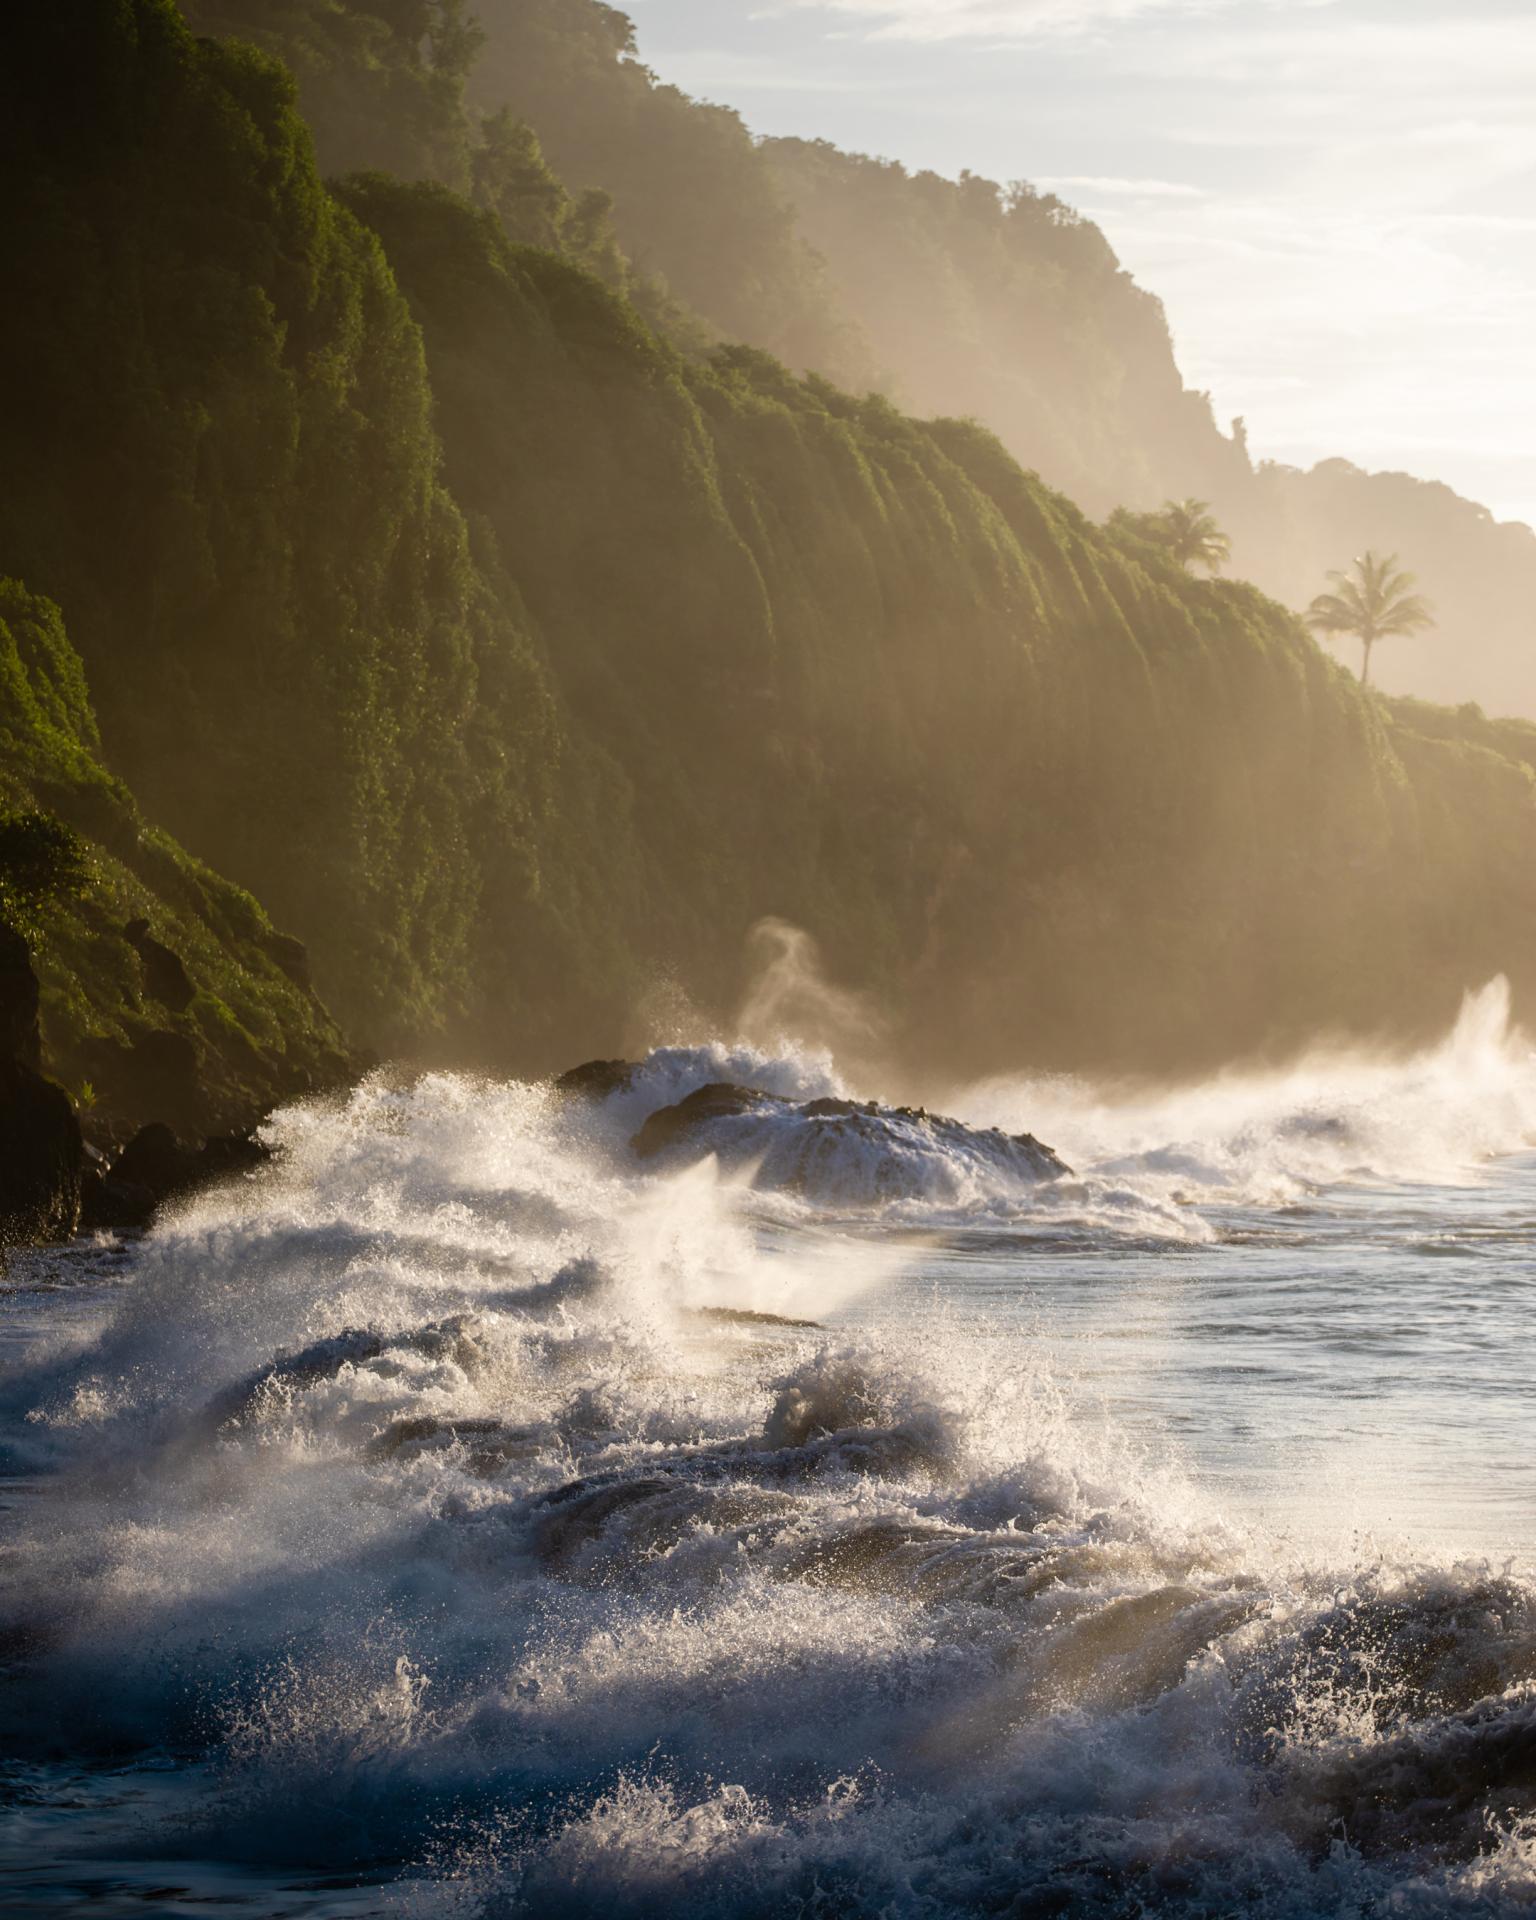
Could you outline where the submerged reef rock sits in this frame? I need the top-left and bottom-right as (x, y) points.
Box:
(630, 1079), (1068, 1205)
(0, 924), (83, 1245)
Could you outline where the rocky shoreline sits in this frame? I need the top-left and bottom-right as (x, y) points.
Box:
(0, 924), (82, 1246)
(558, 1060), (1070, 1205)
(4, 1027), (1073, 1261)
(0, 921), (341, 1254)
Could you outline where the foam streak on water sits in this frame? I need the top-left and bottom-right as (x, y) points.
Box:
(3, 985), (1536, 1916)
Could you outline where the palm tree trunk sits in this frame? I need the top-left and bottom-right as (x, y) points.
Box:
(1360, 636), (1373, 688)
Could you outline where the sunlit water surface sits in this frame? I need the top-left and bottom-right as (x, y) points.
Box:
(4, 981), (1536, 1917)
(846, 1160), (1536, 1561)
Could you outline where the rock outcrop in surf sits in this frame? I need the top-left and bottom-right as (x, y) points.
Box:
(9, 1059), (1536, 1914)
(620, 1075), (1068, 1205)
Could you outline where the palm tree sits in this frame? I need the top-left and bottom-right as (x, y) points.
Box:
(1305, 552), (1434, 688)
(1158, 498), (1231, 574)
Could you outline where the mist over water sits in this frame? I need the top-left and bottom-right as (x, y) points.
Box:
(4, 982), (1536, 1916)
(969, 975), (1536, 1213)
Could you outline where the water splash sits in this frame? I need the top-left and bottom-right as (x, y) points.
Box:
(3, 990), (1536, 1913)
(960, 977), (1536, 1210)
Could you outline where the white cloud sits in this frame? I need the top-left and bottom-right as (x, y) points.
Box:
(1072, 170), (1536, 521)
(636, 0), (1536, 522)
(762, 0), (1334, 43)
(1126, 13), (1536, 88)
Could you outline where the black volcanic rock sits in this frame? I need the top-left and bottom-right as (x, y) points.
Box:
(78, 1166), (157, 1233)
(632, 1083), (774, 1158)
(555, 1058), (638, 1101)
(82, 1123), (270, 1232)
(629, 1079), (1068, 1206)
(0, 925), (83, 1245)
(0, 1058), (84, 1244)
(109, 1122), (199, 1197)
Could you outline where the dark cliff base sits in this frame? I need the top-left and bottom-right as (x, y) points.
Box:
(0, 915), (354, 1256)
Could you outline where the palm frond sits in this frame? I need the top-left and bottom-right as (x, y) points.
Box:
(1306, 592), (1357, 633)
(1306, 549), (1436, 680)
(1377, 591), (1435, 635)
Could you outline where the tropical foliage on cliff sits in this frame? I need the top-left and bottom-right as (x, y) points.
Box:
(2, 0), (1534, 1088)
(0, 581), (347, 1134)
(214, 0), (1536, 719)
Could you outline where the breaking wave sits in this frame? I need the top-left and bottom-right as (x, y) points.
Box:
(3, 983), (1536, 1914)
(964, 976), (1536, 1211)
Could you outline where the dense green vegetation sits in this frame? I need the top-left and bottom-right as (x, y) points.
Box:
(331, 174), (1445, 1069)
(182, 0), (484, 187)
(183, 0), (701, 341)
(0, 0), (603, 1057)
(1111, 500), (1234, 578)
(0, 809), (93, 937)
(313, 0), (1532, 721)
(2, 0), (1534, 1095)
(759, 139), (1236, 517)
(466, 1), (863, 378)
(0, 580), (348, 1134)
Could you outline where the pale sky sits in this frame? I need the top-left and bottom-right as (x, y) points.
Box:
(620, 0), (1536, 528)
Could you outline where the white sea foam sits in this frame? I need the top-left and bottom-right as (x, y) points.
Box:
(3, 992), (1536, 1913)
(959, 976), (1536, 1211)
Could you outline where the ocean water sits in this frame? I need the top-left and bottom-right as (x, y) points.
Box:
(3, 979), (1536, 1918)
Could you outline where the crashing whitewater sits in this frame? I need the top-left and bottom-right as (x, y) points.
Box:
(4, 981), (1536, 1916)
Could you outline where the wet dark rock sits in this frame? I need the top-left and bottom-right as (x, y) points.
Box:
(629, 1078), (1069, 1202)
(110, 1121), (199, 1195)
(0, 1057), (84, 1244)
(195, 1134), (270, 1181)
(123, 917), (194, 1013)
(554, 1057), (637, 1100)
(81, 1123), (270, 1232)
(631, 1082), (766, 1157)
(0, 925), (84, 1245)
(78, 1170), (154, 1232)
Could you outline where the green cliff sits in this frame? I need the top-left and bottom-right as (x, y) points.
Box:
(1, 580), (348, 1141)
(1, 0), (1533, 1104)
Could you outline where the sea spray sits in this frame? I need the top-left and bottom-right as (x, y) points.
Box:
(3, 993), (1536, 1913)
(960, 976), (1536, 1208)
